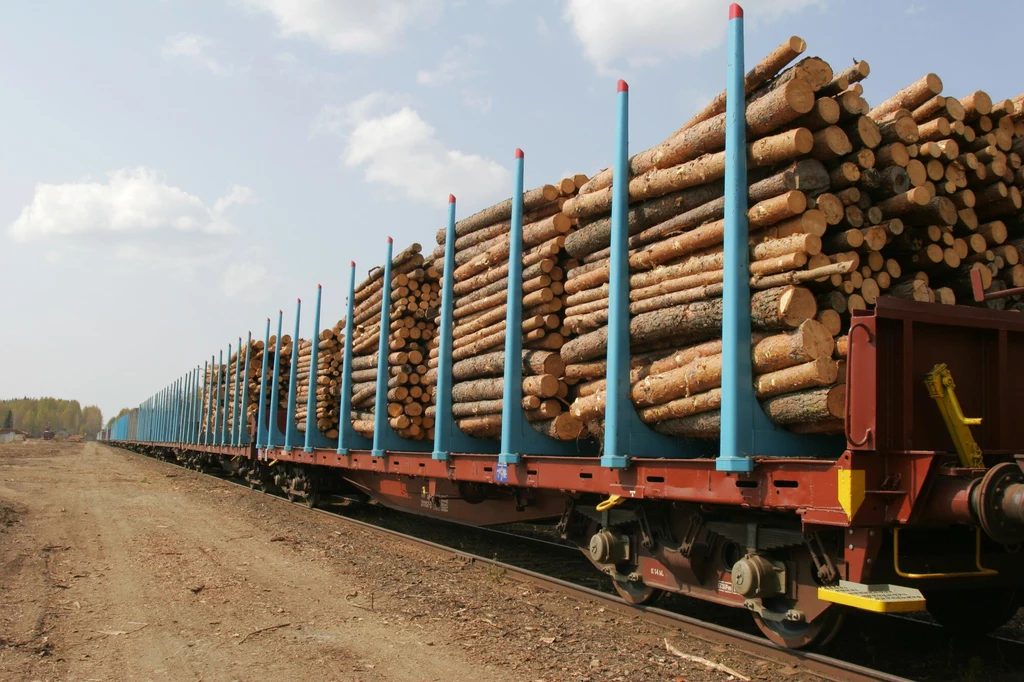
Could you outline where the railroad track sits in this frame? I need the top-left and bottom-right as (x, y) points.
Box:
(119, 445), (916, 682)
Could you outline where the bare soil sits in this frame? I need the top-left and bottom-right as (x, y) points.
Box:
(0, 441), (809, 682)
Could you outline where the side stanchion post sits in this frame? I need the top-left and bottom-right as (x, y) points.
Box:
(256, 319), (271, 450)
(337, 263), (373, 455)
(717, 4), (840, 472)
(600, 81), (709, 469)
(266, 312), (284, 453)
(432, 194), (500, 460)
(499, 149), (592, 466)
(304, 285), (334, 452)
(284, 299), (302, 452)
(239, 332), (252, 446)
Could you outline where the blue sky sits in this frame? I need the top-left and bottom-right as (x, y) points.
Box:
(2, 0), (1021, 421)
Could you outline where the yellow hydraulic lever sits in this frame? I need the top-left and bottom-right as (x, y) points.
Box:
(923, 364), (985, 468)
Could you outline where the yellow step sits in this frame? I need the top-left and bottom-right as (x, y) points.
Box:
(817, 581), (926, 613)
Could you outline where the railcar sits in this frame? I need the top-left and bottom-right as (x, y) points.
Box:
(103, 6), (1024, 649)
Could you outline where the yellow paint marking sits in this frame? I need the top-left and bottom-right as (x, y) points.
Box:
(837, 469), (864, 520)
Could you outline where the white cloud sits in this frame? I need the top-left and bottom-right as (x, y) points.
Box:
(239, 0), (442, 54)
(461, 89), (493, 114)
(536, 17), (551, 38)
(322, 92), (509, 205)
(162, 33), (238, 76)
(563, 0), (822, 73)
(9, 168), (253, 243)
(222, 261), (280, 300)
(213, 185), (258, 214)
(416, 37), (485, 87)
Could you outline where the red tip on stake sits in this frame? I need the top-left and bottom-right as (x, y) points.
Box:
(317, 283), (322, 290)
(617, 79), (628, 92)
(729, 3), (743, 18)
(448, 194), (456, 204)
(350, 260), (355, 267)
(297, 298), (301, 303)
(515, 148), (524, 159)
(387, 236), (393, 244)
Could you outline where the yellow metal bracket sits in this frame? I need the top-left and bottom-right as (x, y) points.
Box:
(893, 527), (998, 579)
(596, 494), (625, 512)
(923, 364), (985, 468)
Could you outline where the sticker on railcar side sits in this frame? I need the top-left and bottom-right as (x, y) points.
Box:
(495, 463), (509, 483)
(718, 579), (735, 594)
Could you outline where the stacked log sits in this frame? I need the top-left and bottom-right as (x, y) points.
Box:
(424, 177), (588, 440)
(859, 79), (1024, 307)
(347, 244), (440, 440)
(224, 342), (256, 439)
(547, 38), (1024, 438)
(558, 42), (856, 436)
(305, 321), (345, 440)
(240, 333), (292, 436)
(244, 337), (267, 432)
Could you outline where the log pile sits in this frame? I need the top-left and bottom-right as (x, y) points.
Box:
(346, 244), (440, 440)
(218, 35), (1024, 450)
(550, 39), (1024, 438)
(244, 338), (266, 432)
(423, 178), (588, 440)
(241, 334), (292, 437)
(300, 321), (346, 440)
(224, 342), (256, 439)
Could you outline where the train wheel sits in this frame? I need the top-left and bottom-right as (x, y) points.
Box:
(612, 578), (662, 605)
(753, 602), (845, 649)
(924, 588), (1019, 635)
(304, 491), (320, 509)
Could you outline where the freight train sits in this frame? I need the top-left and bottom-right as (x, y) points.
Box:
(104, 7), (1024, 649)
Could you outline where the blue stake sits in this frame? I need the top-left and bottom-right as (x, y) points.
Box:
(432, 195), (500, 460)
(233, 337), (242, 446)
(499, 151), (529, 465)
(337, 263), (372, 455)
(200, 360), (210, 444)
(499, 150), (590, 465)
(718, 4), (755, 474)
(239, 332), (252, 446)
(601, 81), (708, 469)
(256, 319), (271, 449)
(371, 239), (395, 458)
(717, 4), (840, 471)
(284, 299), (301, 452)
(266, 311), (284, 451)
(221, 347), (231, 445)
(214, 350), (224, 445)
(304, 285), (334, 452)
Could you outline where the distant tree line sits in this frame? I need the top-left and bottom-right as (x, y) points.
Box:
(0, 398), (103, 438)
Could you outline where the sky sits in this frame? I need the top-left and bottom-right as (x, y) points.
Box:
(2, 0), (1022, 422)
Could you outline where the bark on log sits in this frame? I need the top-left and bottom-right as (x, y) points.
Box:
(560, 286), (816, 364)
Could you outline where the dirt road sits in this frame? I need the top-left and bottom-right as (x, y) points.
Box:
(0, 441), (756, 682)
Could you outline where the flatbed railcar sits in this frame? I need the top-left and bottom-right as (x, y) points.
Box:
(103, 8), (1024, 649)
(105, 296), (1024, 648)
